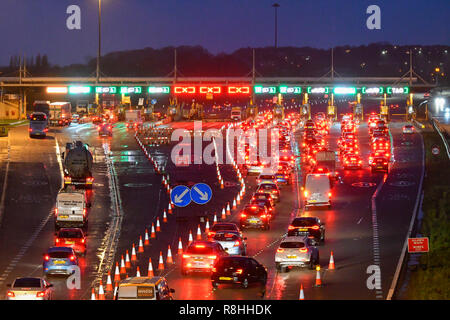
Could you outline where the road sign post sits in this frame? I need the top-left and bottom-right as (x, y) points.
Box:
(407, 237), (429, 253)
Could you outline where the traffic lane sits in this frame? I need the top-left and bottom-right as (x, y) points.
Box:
(0, 125), (62, 298)
(375, 121), (424, 297)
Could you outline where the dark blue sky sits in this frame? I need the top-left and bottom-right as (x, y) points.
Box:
(1, 0), (449, 66)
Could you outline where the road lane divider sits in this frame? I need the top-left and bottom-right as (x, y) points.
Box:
(0, 133), (10, 228)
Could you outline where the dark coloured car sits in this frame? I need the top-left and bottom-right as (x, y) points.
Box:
(239, 206), (270, 230)
(211, 256), (267, 290)
(287, 217), (325, 245)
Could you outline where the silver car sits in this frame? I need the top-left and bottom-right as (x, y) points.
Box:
(213, 231), (247, 256)
(6, 277), (53, 300)
(275, 236), (319, 272)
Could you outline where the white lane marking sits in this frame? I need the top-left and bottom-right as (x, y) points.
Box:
(0, 134), (11, 228)
(357, 217), (363, 224)
(54, 136), (64, 186)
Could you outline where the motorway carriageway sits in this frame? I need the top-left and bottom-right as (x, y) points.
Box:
(0, 100), (423, 300)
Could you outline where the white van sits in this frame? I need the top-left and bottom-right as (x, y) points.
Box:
(303, 173), (332, 209)
(54, 189), (89, 231)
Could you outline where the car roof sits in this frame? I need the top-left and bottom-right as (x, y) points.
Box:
(47, 246), (74, 253)
(212, 222), (237, 228)
(282, 236), (309, 243)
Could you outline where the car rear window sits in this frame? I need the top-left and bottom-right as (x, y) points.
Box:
(214, 233), (239, 241)
(186, 244), (214, 254)
(259, 184), (276, 190)
(292, 218), (317, 227)
(49, 252), (72, 259)
(212, 225), (236, 232)
(58, 230), (83, 238)
(216, 258), (247, 268)
(259, 175), (275, 180)
(280, 241), (306, 249)
(13, 278), (41, 288)
(31, 114), (47, 121)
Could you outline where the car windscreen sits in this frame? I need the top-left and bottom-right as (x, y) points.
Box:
(186, 245), (214, 254)
(58, 230), (83, 238)
(48, 252), (72, 259)
(213, 233), (240, 241)
(216, 258), (247, 269)
(280, 241), (305, 249)
(292, 218), (317, 227)
(13, 278), (41, 288)
(259, 175), (275, 180)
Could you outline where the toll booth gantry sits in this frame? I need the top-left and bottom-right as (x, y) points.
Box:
(327, 93), (337, 121)
(301, 93), (311, 120)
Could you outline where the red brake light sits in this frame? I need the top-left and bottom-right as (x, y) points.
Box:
(288, 225), (295, 230)
(81, 238), (85, 244)
(261, 215), (267, 219)
(236, 269), (243, 274)
(195, 245), (205, 248)
(44, 255), (50, 261)
(277, 248), (284, 253)
(240, 213), (247, 218)
(299, 248), (308, 253)
(70, 255), (76, 261)
(55, 238), (60, 243)
(36, 291), (46, 298)
(212, 267), (217, 272)
(234, 241), (240, 247)
(311, 225), (320, 230)
(7, 291), (15, 298)
(208, 255), (217, 260)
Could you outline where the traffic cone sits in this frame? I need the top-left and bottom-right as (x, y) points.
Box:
(125, 250), (131, 268)
(299, 284), (305, 300)
(131, 244), (137, 262)
(114, 262), (121, 282)
(232, 198), (237, 210)
(188, 230), (193, 244)
(197, 224), (202, 240)
(158, 251), (165, 270)
(98, 281), (105, 300)
(144, 229), (150, 245)
(213, 214), (218, 224)
(226, 203), (231, 215)
(205, 219), (210, 233)
(163, 210), (168, 223)
(314, 266), (322, 287)
(237, 193), (241, 205)
(166, 184), (170, 194)
(106, 271), (113, 291)
(150, 223), (156, 238)
(147, 258), (154, 277)
(136, 266), (141, 277)
(168, 202), (173, 214)
(120, 255), (126, 274)
(178, 237), (183, 254)
(328, 251), (335, 270)
(156, 217), (161, 232)
(221, 208), (226, 220)
(91, 288), (96, 300)
(167, 246), (173, 264)
(138, 236), (144, 253)
(220, 179), (224, 189)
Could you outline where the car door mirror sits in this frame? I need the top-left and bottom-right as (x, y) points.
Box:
(47, 284), (53, 288)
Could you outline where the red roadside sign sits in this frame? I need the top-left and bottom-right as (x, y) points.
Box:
(175, 155), (190, 167)
(408, 237), (429, 253)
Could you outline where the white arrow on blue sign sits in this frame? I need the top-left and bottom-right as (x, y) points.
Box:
(170, 185), (191, 207)
(190, 183), (212, 205)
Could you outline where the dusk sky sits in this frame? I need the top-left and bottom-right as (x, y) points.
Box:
(1, 0), (449, 66)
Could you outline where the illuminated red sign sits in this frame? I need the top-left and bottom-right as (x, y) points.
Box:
(174, 86), (196, 94)
(228, 86), (250, 94)
(199, 86), (221, 94)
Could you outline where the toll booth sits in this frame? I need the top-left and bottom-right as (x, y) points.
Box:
(354, 103), (363, 122)
(273, 105), (284, 120)
(380, 104), (390, 122)
(300, 104), (310, 119)
(327, 105), (336, 121)
(246, 106), (258, 119)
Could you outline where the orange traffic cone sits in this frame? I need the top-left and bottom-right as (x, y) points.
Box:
(106, 271), (113, 291)
(156, 217), (161, 232)
(232, 198), (237, 210)
(131, 244), (137, 262)
(144, 229), (150, 245)
(91, 288), (96, 300)
(205, 219), (210, 234)
(163, 210), (168, 223)
(120, 255), (126, 274)
(167, 246), (173, 264)
(196, 224), (202, 240)
(328, 251), (335, 270)
(138, 236), (144, 253)
(237, 193), (241, 205)
(168, 203), (173, 214)
(226, 203), (231, 215)
(299, 284), (305, 300)
(114, 262), (121, 282)
(125, 250), (131, 268)
(150, 223), (156, 238)
(98, 281), (105, 300)
(314, 266), (322, 287)
(213, 214), (218, 224)
(158, 251), (165, 270)
(136, 266), (141, 277)
(188, 230), (193, 244)
(178, 237), (183, 254)
(221, 208), (226, 220)
(220, 179), (224, 189)
(147, 258), (154, 277)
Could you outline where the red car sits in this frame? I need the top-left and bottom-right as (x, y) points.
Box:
(55, 228), (86, 256)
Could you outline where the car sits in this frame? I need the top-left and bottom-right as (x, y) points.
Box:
(257, 170), (277, 185)
(371, 156), (389, 173)
(55, 228), (86, 256)
(239, 206), (270, 230)
(98, 123), (113, 136)
(212, 231), (247, 256)
(208, 222), (241, 239)
(343, 153), (363, 169)
(249, 197), (275, 215)
(6, 277), (53, 300)
(181, 240), (228, 275)
(287, 217), (325, 245)
(371, 129), (389, 140)
(43, 247), (79, 276)
(251, 192), (275, 207)
(402, 124), (415, 134)
(255, 183), (280, 202)
(275, 236), (320, 272)
(115, 276), (175, 300)
(247, 160), (264, 175)
(211, 256), (267, 290)
(275, 168), (292, 185)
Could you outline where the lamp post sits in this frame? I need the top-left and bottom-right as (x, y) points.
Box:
(96, 0), (102, 83)
(272, 3), (280, 48)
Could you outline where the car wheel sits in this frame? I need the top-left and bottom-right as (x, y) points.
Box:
(276, 263), (281, 272)
(212, 281), (219, 289)
(241, 278), (249, 289)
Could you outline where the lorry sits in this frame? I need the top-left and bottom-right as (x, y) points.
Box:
(54, 188), (90, 232)
(273, 105), (284, 121)
(33, 100), (50, 117)
(231, 107), (242, 121)
(49, 102), (72, 126)
(62, 141), (94, 189)
(315, 150), (336, 177)
(125, 110), (143, 129)
(76, 100), (89, 114)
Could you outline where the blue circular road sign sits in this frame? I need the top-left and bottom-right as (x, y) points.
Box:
(170, 185), (191, 207)
(190, 183), (213, 205)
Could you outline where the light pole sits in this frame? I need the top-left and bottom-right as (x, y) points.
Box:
(272, 3), (280, 48)
(96, 0), (102, 83)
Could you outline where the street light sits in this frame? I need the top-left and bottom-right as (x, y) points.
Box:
(96, 0), (102, 83)
(272, 3), (280, 48)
